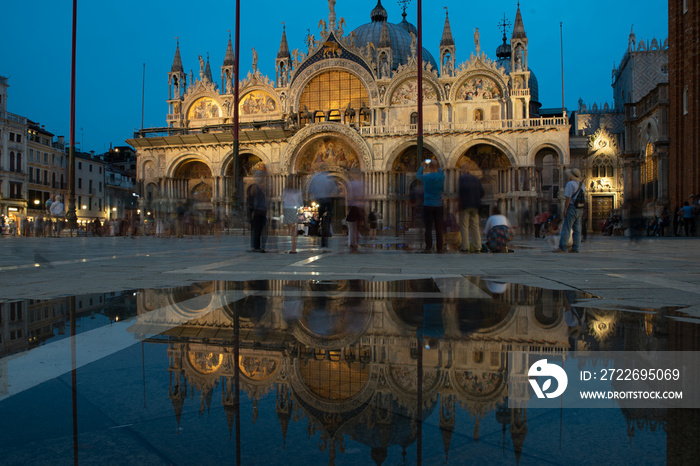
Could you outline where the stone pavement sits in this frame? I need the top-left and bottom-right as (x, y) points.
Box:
(1, 233), (699, 316)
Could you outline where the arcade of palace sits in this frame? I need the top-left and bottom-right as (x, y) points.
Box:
(128, 1), (640, 233)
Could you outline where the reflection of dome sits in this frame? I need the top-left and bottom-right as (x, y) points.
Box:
(351, 0), (438, 72)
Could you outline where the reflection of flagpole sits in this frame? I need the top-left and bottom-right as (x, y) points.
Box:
(70, 296), (79, 465)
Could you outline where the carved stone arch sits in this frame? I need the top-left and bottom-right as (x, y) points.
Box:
(448, 137), (517, 169)
(182, 85), (224, 121)
(528, 142), (568, 167)
(385, 73), (444, 105)
(451, 57), (510, 100)
(288, 60), (379, 111)
(282, 122), (373, 172)
(384, 139), (444, 172)
(220, 146), (271, 177)
(167, 152), (213, 178)
(139, 155), (159, 181)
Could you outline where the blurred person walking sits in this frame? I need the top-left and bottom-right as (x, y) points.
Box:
(282, 176), (303, 254)
(555, 168), (585, 253)
(457, 164), (484, 253)
(308, 171), (338, 249)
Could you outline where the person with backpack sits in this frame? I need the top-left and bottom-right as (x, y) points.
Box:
(555, 168), (585, 253)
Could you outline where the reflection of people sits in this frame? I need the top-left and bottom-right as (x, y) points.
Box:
(416, 159), (445, 253)
(484, 206), (513, 253)
(458, 164), (484, 253)
(282, 177), (303, 254)
(556, 168), (585, 253)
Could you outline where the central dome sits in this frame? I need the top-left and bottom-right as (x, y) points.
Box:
(351, 0), (438, 72)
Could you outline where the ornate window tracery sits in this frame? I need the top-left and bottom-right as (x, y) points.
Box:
(299, 71), (369, 115)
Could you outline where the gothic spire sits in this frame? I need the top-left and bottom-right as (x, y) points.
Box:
(378, 20), (391, 48)
(171, 39), (184, 73)
(278, 24), (290, 59)
(512, 3), (527, 40)
(223, 33), (234, 66)
(204, 53), (213, 82)
(440, 8), (454, 47)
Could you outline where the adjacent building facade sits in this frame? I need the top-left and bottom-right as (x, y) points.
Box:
(669, 0), (699, 209)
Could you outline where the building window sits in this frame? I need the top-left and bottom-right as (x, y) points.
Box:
(16, 152), (21, 172)
(78, 161), (82, 170)
(9, 151), (15, 171)
(78, 178), (82, 189)
(410, 112), (418, 125)
(29, 167), (33, 180)
(474, 109), (484, 121)
(10, 182), (22, 199)
(16, 134), (21, 143)
(89, 180), (93, 194)
(99, 182), (102, 192)
(299, 70), (369, 117)
(9, 132), (15, 142)
(28, 149), (33, 161)
(89, 164), (93, 172)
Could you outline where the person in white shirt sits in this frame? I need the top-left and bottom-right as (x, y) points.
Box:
(557, 168), (585, 253)
(484, 206), (513, 253)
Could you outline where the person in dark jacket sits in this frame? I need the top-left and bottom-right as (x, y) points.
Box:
(458, 164), (485, 253)
(416, 158), (445, 253)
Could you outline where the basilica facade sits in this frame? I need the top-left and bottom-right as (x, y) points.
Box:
(128, 1), (570, 232)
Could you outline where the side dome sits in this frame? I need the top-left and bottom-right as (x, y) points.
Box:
(351, 1), (439, 72)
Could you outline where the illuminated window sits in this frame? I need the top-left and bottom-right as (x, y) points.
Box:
(299, 71), (369, 116)
(474, 109), (484, 121)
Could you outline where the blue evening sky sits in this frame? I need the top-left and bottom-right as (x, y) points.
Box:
(0, 0), (667, 153)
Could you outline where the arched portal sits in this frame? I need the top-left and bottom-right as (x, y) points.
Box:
(224, 153), (267, 214)
(173, 160), (213, 212)
(534, 149), (561, 214)
(456, 144), (511, 216)
(391, 145), (438, 229)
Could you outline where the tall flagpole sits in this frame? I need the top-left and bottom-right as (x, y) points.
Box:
(141, 63), (146, 130)
(66, 0), (78, 233)
(416, 0), (423, 164)
(560, 22), (565, 116)
(232, 0), (241, 211)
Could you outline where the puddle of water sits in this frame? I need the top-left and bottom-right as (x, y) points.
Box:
(1, 278), (698, 464)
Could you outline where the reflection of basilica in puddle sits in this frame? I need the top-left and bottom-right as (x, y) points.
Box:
(115, 277), (688, 464)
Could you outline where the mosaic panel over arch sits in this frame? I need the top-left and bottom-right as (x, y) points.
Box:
(295, 137), (361, 173)
(187, 97), (222, 120)
(240, 90), (278, 115)
(390, 80), (439, 105)
(456, 76), (502, 100)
